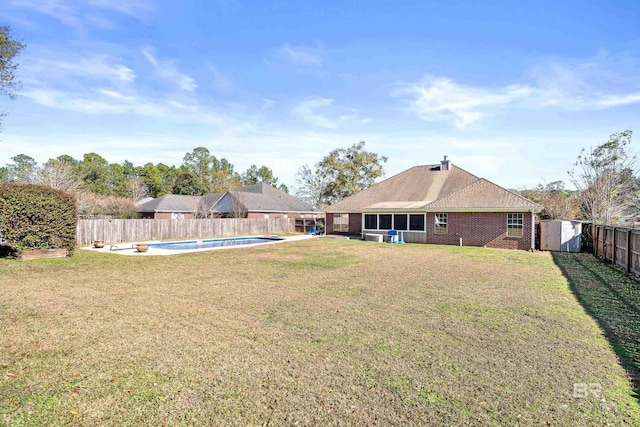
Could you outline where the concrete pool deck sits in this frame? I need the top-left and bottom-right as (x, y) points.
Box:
(81, 234), (316, 256)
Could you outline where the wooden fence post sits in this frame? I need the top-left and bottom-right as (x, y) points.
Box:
(612, 227), (617, 266)
(627, 229), (632, 273)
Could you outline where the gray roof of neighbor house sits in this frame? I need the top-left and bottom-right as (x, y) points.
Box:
(326, 163), (542, 212)
(228, 182), (315, 212)
(137, 184), (317, 215)
(137, 194), (202, 213)
(201, 192), (225, 210)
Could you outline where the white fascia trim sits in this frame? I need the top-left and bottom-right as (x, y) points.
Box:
(248, 210), (319, 214)
(361, 209), (427, 213)
(325, 210), (361, 214)
(340, 207), (542, 214)
(424, 207), (540, 213)
(360, 207), (539, 213)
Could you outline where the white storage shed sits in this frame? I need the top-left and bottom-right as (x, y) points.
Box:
(539, 220), (582, 252)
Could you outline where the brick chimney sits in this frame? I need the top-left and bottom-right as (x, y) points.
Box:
(440, 155), (450, 171)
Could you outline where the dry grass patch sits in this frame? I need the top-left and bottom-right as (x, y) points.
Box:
(1, 239), (638, 425)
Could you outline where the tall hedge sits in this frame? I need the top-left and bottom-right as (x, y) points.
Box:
(0, 184), (77, 254)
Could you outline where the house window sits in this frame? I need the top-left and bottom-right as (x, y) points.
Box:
(409, 214), (425, 231)
(434, 213), (448, 234)
(333, 214), (349, 232)
(171, 213), (185, 220)
(364, 214), (377, 230)
(507, 213), (524, 237)
(379, 214), (392, 230)
(394, 214), (408, 231)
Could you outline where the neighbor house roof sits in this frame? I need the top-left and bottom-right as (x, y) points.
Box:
(228, 182), (315, 213)
(201, 192), (225, 210)
(326, 163), (542, 213)
(137, 194), (202, 213)
(138, 183), (317, 216)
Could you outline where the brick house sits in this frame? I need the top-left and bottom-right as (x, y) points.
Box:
(137, 194), (202, 219)
(137, 183), (321, 220)
(324, 157), (542, 250)
(206, 183), (320, 219)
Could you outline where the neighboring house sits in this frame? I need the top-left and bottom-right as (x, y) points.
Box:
(137, 194), (202, 219)
(137, 183), (321, 220)
(207, 183), (319, 219)
(324, 157), (542, 250)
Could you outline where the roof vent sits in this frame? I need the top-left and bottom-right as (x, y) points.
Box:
(441, 155), (450, 171)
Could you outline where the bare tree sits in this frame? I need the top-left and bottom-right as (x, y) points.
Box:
(127, 176), (149, 201)
(294, 164), (330, 210)
(75, 192), (138, 218)
(539, 191), (579, 220)
(194, 197), (210, 218)
(231, 190), (248, 219)
(37, 158), (82, 193)
(569, 130), (637, 224)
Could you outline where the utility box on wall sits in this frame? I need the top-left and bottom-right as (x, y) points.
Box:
(540, 220), (582, 252)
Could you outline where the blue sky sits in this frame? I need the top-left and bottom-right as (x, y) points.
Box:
(1, 0), (639, 191)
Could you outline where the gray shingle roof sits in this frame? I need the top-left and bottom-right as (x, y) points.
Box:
(201, 192), (225, 210)
(137, 184), (316, 215)
(425, 178), (541, 210)
(231, 182), (315, 212)
(137, 194), (202, 213)
(326, 163), (541, 212)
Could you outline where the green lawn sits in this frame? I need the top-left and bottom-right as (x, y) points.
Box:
(1, 239), (638, 426)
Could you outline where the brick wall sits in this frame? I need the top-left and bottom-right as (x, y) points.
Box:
(349, 214), (362, 235)
(329, 211), (533, 250)
(426, 212), (532, 250)
(326, 212), (361, 235)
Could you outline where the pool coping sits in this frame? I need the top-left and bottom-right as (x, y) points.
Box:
(81, 234), (316, 256)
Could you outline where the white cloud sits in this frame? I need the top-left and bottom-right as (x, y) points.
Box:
(87, 0), (153, 18)
(8, 0), (153, 28)
(292, 97), (358, 129)
(24, 54), (136, 84)
(9, 0), (82, 27)
(278, 43), (323, 66)
(142, 46), (198, 92)
(22, 86), (230, 126)
(528, 55), (640, 110)
(591, 93), (640, 108)
(396, 58), (640, 128)
(262, 98), (276, 109)
(395, 77), (533, 128)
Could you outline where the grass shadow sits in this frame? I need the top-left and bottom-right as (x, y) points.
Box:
(0, 245), (17, 258)
(552, 251), (640, 403)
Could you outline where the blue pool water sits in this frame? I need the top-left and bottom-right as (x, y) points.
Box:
(148, 236), (283, 250)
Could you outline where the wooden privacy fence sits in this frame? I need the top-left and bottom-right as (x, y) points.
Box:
(589, 223), (640, 275)
(76, 218), (295, 246)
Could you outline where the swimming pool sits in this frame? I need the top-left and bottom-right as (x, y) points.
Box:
(149, 236), (284, 250)
(86, 234), (313, 256)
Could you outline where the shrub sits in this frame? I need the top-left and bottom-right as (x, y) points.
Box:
(0, 184), (77, 254)
(76, 192), (138, 219)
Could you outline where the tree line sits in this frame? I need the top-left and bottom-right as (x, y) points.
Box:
(0, 142), (389, 217)
(0, 148), (289, 217)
